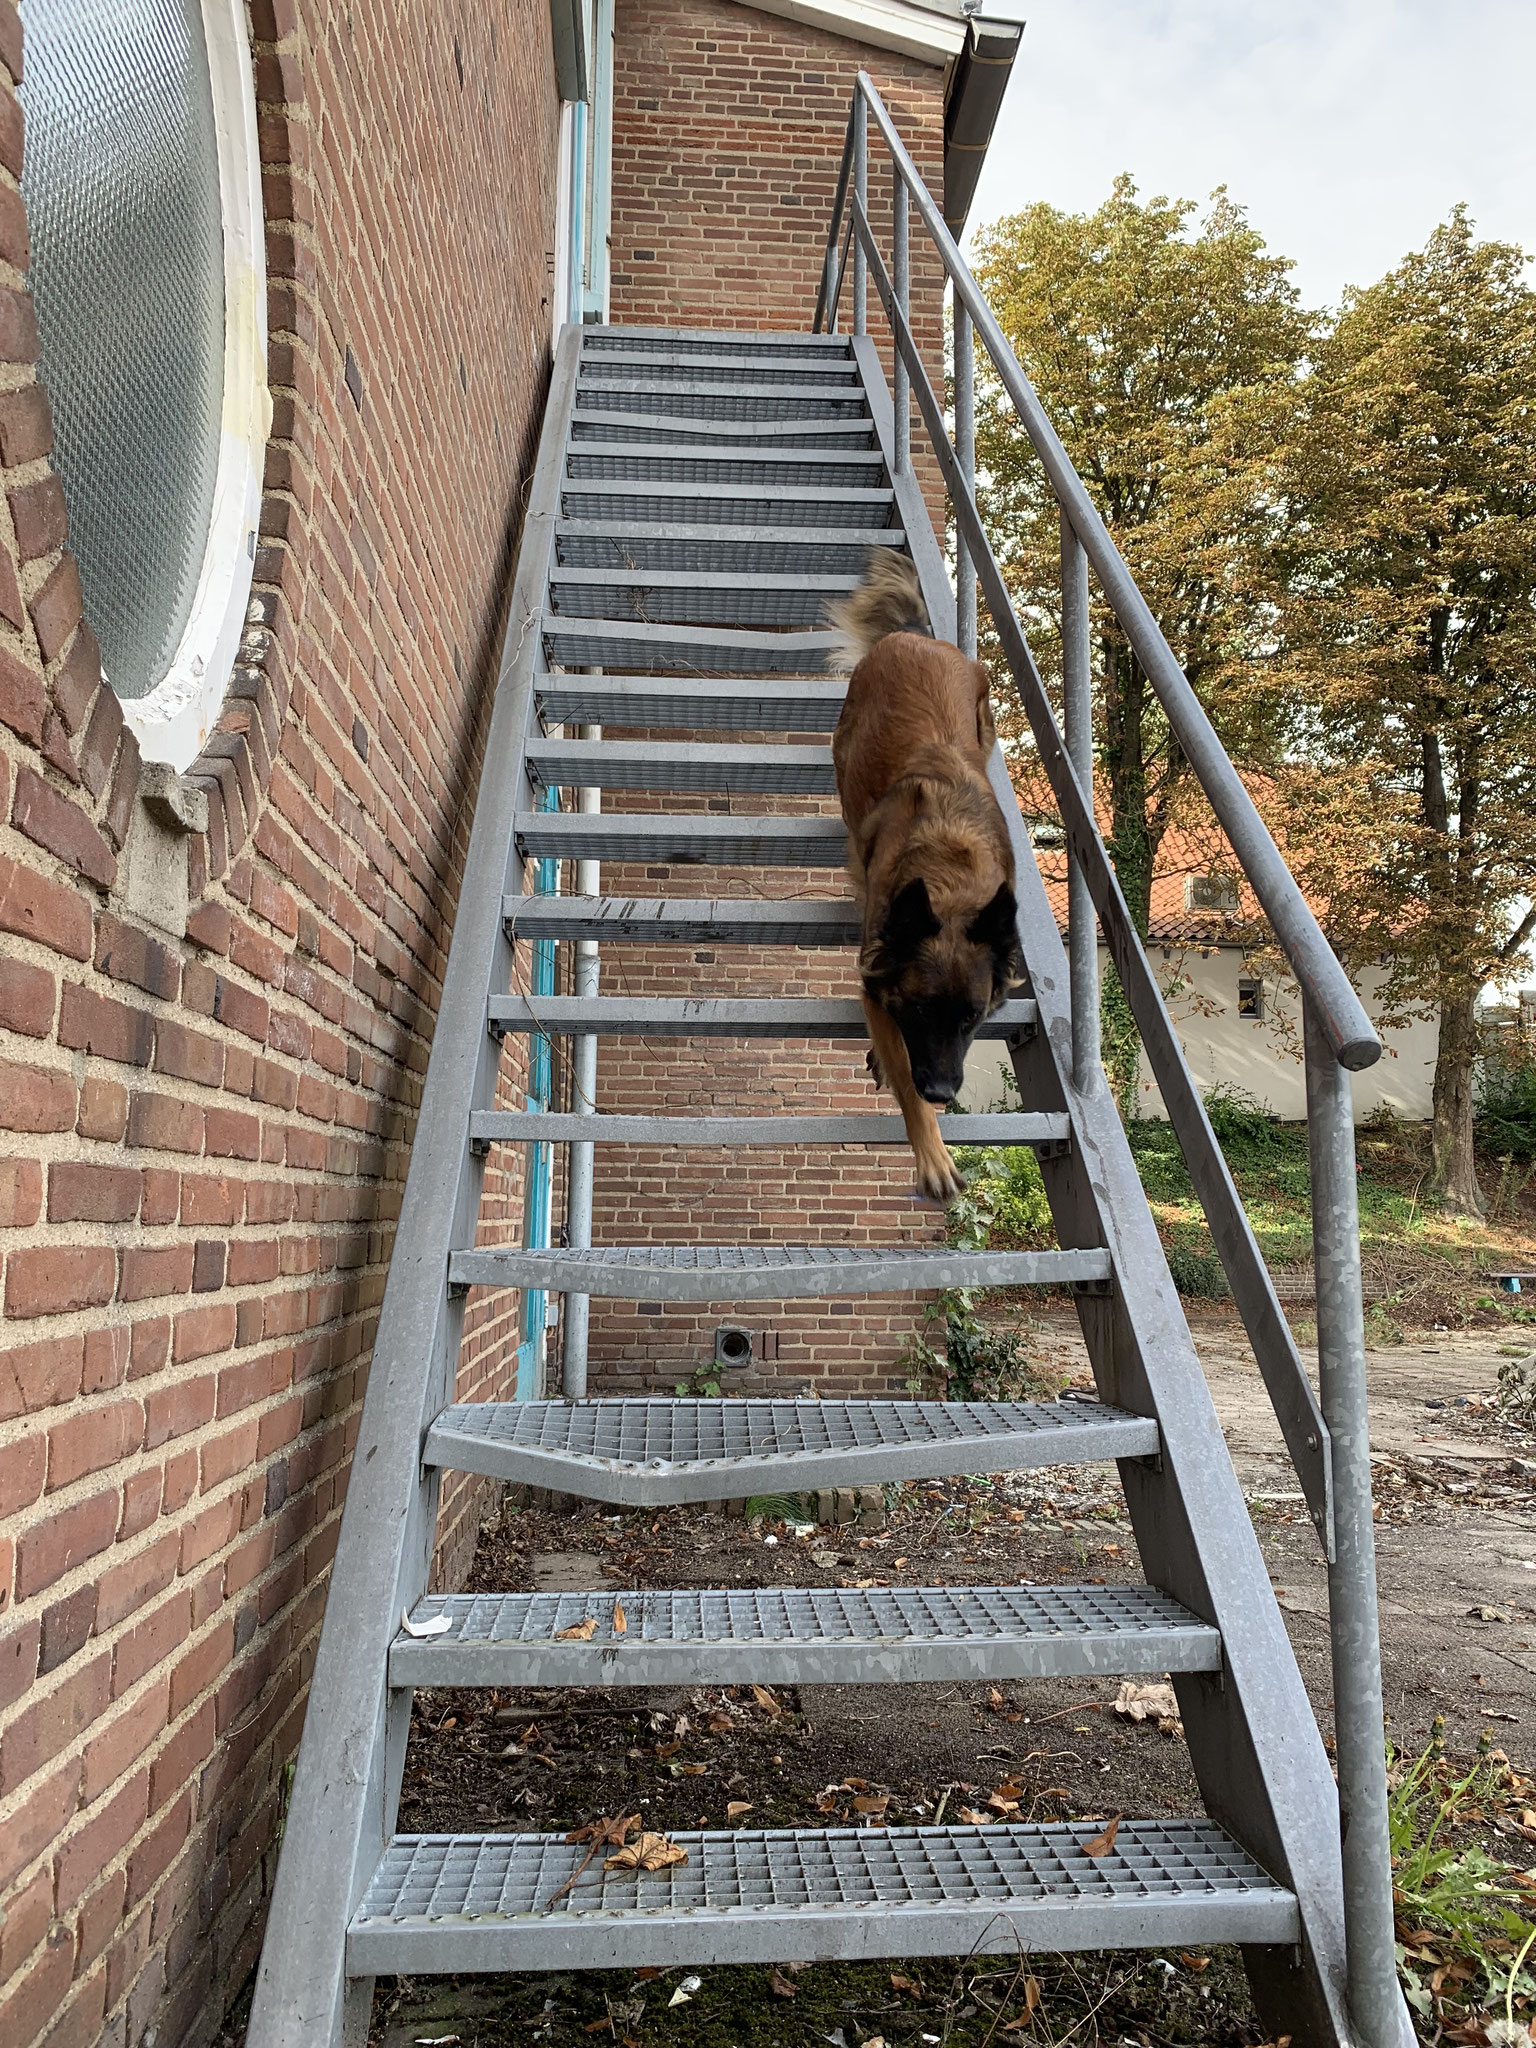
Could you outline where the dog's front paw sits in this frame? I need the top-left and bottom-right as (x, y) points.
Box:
(912, 1138), (965, 1205)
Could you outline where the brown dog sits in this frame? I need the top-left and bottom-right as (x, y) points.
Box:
(829, 551), (1022, 1202)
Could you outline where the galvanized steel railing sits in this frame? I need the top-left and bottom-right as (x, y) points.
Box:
(814, 74), (1399, 2048)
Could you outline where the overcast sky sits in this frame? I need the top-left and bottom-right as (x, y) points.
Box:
(967, 1), (1536, 309)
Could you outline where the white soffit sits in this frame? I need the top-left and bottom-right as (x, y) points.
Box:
(728, 0), (967, 68)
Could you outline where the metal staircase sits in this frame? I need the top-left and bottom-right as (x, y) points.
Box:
(246, 85), (1413, 2048)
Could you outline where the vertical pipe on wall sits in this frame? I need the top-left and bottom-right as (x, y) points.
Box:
(953, 295), (976, 658)
(1303, 1001), (1401, 2048)
(1061, 510), (1099, 1095)
(562, 725), (601, 1400)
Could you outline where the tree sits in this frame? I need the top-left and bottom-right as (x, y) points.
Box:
(969, 178), (1312, 1104)
(1279, 210), (1536, 1214)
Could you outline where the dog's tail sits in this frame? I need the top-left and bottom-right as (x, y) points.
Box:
(826, 549), (931, 673)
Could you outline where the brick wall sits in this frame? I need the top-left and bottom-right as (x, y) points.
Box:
(0, 4), (560, 2044)
(587, 0), (955, 1400)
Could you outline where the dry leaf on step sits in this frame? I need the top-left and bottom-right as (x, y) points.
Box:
(726, 1801), (754, 1819)
(612, 1602), (627, 1635)
(605, 1831), (688, 1873)
(1084, 1815), (1121, 1858)
(853, 1794), (890, 1815)
(751, 1684), (783, 1717)
(768, 1969), (798, 1999)
(957, 1805), (992, 1826)
(555, 1616), (599, 1642)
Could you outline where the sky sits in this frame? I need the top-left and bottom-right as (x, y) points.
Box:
(966, 0), (1536, 310)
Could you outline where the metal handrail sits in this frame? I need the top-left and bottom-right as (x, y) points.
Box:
(820, 77), (1380, 1070)
(817, 74), (1400, 2048)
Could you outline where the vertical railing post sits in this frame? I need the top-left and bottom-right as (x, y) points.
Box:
(1061, 509), (1099, 1095)
(1303, 1000), (1400, 2048)
(852, 90), (868, 337)
(562, 723), (601, 1400)
(953, 296), (976, 659)
(892, 171), (909, 475)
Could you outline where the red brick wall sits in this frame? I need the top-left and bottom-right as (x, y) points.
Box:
(588, 0), (954, 1400)
(0, 4), (559, 2044)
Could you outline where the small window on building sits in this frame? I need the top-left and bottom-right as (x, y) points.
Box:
(20, 0), (269, 769)
(1237, 977), (1265, 1021)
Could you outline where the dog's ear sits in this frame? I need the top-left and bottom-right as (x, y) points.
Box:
(967, 883), (1017, 953)
(881, 876), (942, 958)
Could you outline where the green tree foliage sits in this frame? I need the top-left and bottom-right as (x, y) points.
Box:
(969, 179), (1311, 1106)
(1277, 211), (1536, 1214)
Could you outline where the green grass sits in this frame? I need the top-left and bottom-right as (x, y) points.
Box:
(1388, 1725), (1536, 2035)
(952, 1084), (1536, 1319)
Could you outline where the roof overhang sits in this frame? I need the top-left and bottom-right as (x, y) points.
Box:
(730, 0), (968, 71)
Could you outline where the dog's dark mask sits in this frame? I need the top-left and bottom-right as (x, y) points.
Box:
(867, 876), (1023, 1105)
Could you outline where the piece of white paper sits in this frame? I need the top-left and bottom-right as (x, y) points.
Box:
(400, 1609), (453, 1638)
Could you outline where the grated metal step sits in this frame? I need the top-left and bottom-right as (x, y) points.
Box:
(483, 994), (1038, 1038)
(423, 1393), (1147, 1501)
(349, 1820), (1296, 1973)
(468, 1111), (1068, 1148)
(504, 896), (860, 946)
(583, 327), (853, 357)
(573, 380), (871, 421)
(390, 1582), (1221, 1687)
(570, 411), (879, 449)
(564, 447), (886, 485)
(514, 810), (846, 865)
(552, 523), (900, 576)
(447, 1244), (1110, 1303)
(559, 481), (895, 527)
(534, 675), (848, 730)
(546, 569), (853, 629)
(580, 355), (863, 388)
(525, 738), (835, 795)
(541, 619), (840, 675)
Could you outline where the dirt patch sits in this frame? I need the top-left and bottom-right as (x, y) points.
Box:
(373, 1311), (1536, 2046)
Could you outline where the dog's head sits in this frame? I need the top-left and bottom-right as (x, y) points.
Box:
(863, 874), (1023, 1104)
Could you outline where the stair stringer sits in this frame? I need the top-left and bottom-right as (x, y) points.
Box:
(863, 348), (1403, 2048)
(242, 327), (585, 2048)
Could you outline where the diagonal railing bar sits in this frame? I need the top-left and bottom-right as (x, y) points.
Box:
(827, 84), (1404, 2048)
(856, 206), (1333, 1558)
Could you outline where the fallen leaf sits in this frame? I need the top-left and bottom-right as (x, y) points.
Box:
(613, 1602), (627, 1636)
(1084, 1815), (1121, 1857)
(769, 1968), (798, 1999)
(606, 1831), (689, 1873)
(555, 1616), (599, 1642)
(400, 1610), (454, 1638)
(708, 1711), (735, 1732)
(1179, 1952), (1211, 1971)
(681, 1762), (707, 1776)
(666, 1989), (691, 2009)
(812, 1549), (840, 1567)
(1025, 1974), (1041, 2012)
(585, 2020), (613, 2034)
(1112, 1679), (1183, 1736)
(958, 1805), (992, 1825)
(853, 1794), (890, 1815)
(890, 1973), (923, 1997)
(752, 1684), (783, 1717)
(543, 1815), (640, 1907)
(727, 1801), (754, 1819)
(1471, 1604), (1515, 1623)
(815, 1789), (840, 1812)
(842, 1776), (869, 1792)
(633, 1968), (661, 1981)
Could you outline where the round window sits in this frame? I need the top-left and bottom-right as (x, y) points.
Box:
(21, 0), (269, 768)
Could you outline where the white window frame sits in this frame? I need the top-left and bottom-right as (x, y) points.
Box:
(123, 0), (271, 771)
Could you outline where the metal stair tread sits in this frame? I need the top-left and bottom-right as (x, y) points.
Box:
(552, 526), (899, 575)
(525, 738), (835, 793)
(570, 411), (878, 445)
(389, 1583), (1221, 1686)
(348, 1820), (1296, 1971)
(533, 676), (848, 730)
(423, 1392), (1150, 1501)
(514, 810), (847, 864)
(581, 347), (863, 374)
(468, 1110), (1069, 1146)
(483, 994), (1038, 1036)
(504, 896), (861, 944)
(574, 376), (871, 400)
(565, 444), (883, 470)
(446, 1243), (1110, 1303)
